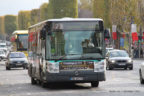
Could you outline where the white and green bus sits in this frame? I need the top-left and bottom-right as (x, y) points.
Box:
(28, 18), (109, 87)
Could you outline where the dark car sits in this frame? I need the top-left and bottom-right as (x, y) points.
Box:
(106, 50), (133, 70)
(5, 52), (28, 70)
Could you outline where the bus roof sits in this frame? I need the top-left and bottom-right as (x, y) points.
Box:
(29, 18), (103, 29)
(12, 30), (28, 35)
(48, 18), (103, 22)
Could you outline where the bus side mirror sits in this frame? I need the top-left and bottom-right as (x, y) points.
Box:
(104, 29), (110, 39)
(40, 28), (46, 40)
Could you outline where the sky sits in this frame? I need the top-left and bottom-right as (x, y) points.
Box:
(0, 0), (48, 16)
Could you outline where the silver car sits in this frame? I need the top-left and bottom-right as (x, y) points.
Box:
(106, 50), (133, 70)
(5, 52), (28, 70)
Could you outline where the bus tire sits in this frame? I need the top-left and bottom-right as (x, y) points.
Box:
(41, 81), (47, 88)
(40, 72), (47, 88)
(31, 77), (37, 85)
(91, 81), (99, 87)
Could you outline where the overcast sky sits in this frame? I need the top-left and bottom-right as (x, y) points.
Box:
(0, 0), (48, 16)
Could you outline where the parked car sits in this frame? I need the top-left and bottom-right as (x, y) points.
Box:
(106, 50), (133, 70)
(5, 52), (28, 70)
(139, 63), (144, 84)
(0, 50), (7, 60)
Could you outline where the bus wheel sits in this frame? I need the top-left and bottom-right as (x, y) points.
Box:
(41, 81), (47, 88)
(40, 72), (47, 88)
(31, 77), (37, 85)
(91, 81), (99, 87)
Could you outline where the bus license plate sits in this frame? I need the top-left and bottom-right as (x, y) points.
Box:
(70, 77), (83, 80)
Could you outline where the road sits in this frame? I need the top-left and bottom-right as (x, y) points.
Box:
(0, 59), (144, 96)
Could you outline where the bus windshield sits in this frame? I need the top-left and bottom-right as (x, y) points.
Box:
(46, 21), (104, 60)
(17, 34), (28, 50)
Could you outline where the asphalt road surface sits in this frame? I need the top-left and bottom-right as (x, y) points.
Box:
(0, 59), (144, 96)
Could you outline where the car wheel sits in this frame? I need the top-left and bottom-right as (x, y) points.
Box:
(23, 66), (26, 69)
(124, 67), (127, 70)
(31, 77), (37, 85)
(109, 66), (113, 70)
(139, 70), (144, 84)
(129, 66), (133, 70)
(91, 81), (99, 87)
(6, 66), (10, 70)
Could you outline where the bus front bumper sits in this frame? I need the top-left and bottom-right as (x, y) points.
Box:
(45, 71), (105, 83)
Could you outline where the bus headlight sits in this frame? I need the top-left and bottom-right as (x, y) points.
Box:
(94, 61), (104, 72)
(47, 62), (59, 73)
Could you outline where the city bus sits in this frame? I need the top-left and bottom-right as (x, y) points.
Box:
(10, 30), (28, 56)
(28, 18), (109, 87)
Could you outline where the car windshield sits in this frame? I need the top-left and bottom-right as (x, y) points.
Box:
(9, 53), (26, 58)
(110, 51), (129, 57)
